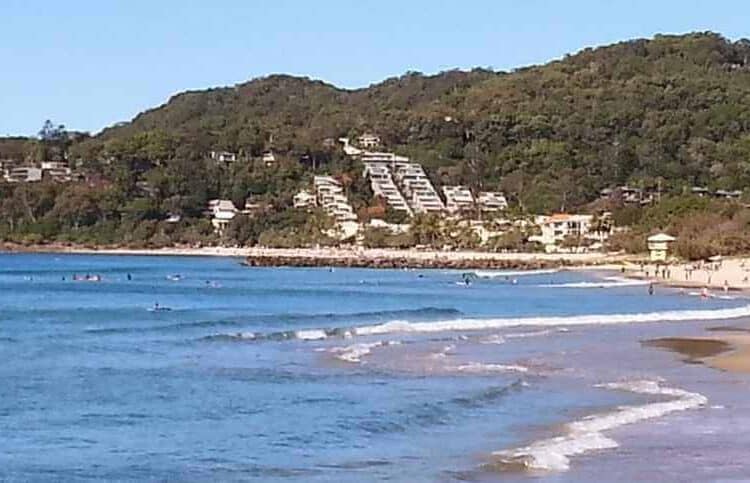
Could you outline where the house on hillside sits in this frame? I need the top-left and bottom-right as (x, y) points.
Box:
(357, 133), (381, 149)
(210, 151), (238, 163)
(293, 189), (317, 209)
(601, 185), (655, 205)
(313, 176), (357, 222)
(477, 192), (508, 212)
(5, 166), (42, 183)
(338, 138), (363, 156)
(207, 199), (238, 234)
(262, 151), (276, 166)
(691, 186), (710, 197)
(530, 214), (596, 252)
(715, 189), (743, 199)
(41, 161), (72, 182)
(443, 186), (475, 214)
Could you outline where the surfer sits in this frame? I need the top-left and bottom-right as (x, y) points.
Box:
(127, 273), (132, 281)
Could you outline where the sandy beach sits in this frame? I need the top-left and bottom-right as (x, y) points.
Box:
(625, 256), (750, 292)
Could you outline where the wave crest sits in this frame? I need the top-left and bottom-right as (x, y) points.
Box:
(355, 304), (750, 336)
(490, 379), (707, 472)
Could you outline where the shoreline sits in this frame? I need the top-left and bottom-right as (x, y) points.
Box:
(1, 243), (628, 270)
(645, 331), (750, 374)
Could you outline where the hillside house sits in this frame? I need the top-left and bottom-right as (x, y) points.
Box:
(207, 199), (238, 234)
(209, 151), (238, 163)
(357, 133), (381, 149)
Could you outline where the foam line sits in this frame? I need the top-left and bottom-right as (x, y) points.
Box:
(354, 304), (750, 336)
(472, 269), (560, 279)
(491, 380), (707, 471)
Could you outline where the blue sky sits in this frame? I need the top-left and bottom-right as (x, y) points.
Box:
(2, 0), (748, 136)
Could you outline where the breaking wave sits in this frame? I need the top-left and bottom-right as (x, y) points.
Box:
(472, 269), (559, 279)
(354, 304), (750, 336)
(451, 362), (529, 374)
(489, 380), (707, 472)
(538, 276), (650, 289)
(204, 304), (750, 343)
(329, 341), (401, 363)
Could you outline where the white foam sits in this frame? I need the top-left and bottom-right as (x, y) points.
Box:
(233, 332), (256, 340)
(492, 380), (707, 472)
(539, 276), (649, 289)
(505, 328), (565, 339)
(473, 269), (559, 279)
(453, 362), (529, 373)
(431, 344), (456, 359)
(480, 334), (507, 345)
(354, 304), (750, 336)
(295, 329), (328, 340)
(329, 340), (400, 363)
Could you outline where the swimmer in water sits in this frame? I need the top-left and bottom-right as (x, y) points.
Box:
(648, 283), (654, 296)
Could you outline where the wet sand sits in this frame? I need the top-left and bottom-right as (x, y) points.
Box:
(644, 331), (750, 374)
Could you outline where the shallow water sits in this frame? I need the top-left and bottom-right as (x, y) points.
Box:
(1, 253), (749, 481)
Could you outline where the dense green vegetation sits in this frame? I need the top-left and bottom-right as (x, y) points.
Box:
(607, 196), (750, 260)
(2, 32), (750, 252)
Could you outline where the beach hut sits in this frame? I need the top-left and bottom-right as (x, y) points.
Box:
(647, 233), (676, 261)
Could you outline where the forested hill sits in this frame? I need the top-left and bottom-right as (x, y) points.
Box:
(70, 32), (750, 211)
(3, 32), (750, 248)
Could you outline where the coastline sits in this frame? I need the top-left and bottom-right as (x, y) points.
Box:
(1, 242), (627, 270)
(646, 331), (750, 375)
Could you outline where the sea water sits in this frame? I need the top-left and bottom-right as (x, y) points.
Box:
(1, 253), (750, 481)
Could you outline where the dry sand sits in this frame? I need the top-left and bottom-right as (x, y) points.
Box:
(627, 257), (750, 291)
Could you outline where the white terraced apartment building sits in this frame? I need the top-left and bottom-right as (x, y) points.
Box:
(477, 192), (509, 212)
(313, 176), (357, 222)
(362, 162), (412, 215)
(293, 189), (316, 209)
(443, 185), (475, 213)
(391, 163), (445, 214)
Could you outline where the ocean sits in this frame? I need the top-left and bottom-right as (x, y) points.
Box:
(2, 253), (750, 482)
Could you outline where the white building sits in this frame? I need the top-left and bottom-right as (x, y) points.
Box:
(262, 151), (276, 166)
(314, 176), (357, 222)
(529, 214), (594, 250)
(647, 233), (676, 262)
(293, 189), (317, 209)
(443, 186), (475, 213)
(360, 152), (410, 164)
(338, 138), (363, 156)
(41, 161), (72, 181)
(209, 151), (238, 163)
(362, 162), (412, 215)
(357, 133), (381, 149)
(392, 163), (444, 214)
(477, 192), (508, 212)
(207, 199), (238, 234)
(5, 166), (42, 183)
